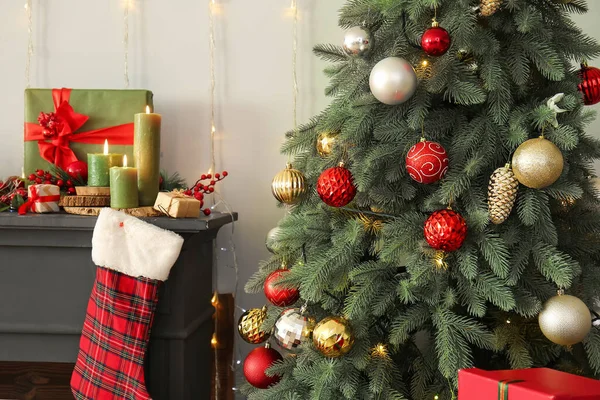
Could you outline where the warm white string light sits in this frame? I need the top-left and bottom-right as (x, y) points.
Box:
(123, 0), (131, 88)
(25, 0), (33, 88)
(209, 0), (217, 175)
(291, 0), (299, 139)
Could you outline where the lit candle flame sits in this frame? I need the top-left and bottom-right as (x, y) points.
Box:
(145, 105), (151, 114)
(104, 139), (109, 155)
(123, 155), (128, 168)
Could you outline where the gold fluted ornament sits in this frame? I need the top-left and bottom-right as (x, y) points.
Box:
(316, 131), (338, 157)
(538, 292), (591, 346)
(238, 306), (270, 344)
(488, 164), (519, 224)
(271, 163), (307, 204)
(512, 137), (563, 189)
(312, 316), (355, 358)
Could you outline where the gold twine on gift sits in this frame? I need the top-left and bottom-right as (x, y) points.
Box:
(155, 190), (193, 218)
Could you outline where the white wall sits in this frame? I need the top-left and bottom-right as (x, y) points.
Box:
(0, 0), (344, 309)
(1, 0), (599, 373)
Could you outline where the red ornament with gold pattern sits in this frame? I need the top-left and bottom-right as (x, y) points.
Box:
(424, 208), (467, 252)
(421, 19), (451, 57)
(578, 62), (600, 105)
(264, 268), (300, 307)
(317, 163), (357, 208)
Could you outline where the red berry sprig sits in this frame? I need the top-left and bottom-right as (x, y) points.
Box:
(183, 171), (228, 216)
(28, 169), (76, 195)
(0, 177), (26, 206)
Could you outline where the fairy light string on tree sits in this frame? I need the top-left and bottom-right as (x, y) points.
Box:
(271, 0), (307, 206)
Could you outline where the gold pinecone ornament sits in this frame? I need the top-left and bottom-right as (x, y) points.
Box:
(488, 164), (519, 225)
(480, 0), (503, 17)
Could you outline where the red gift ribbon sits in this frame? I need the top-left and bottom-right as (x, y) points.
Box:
(18, 185), (61, 215)
(24, 88), (134, 170)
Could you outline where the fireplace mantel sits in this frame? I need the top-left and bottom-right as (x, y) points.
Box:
(0, 211), (236, 399)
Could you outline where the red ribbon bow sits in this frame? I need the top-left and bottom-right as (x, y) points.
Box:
(18, 185), (61, 215)
(24, 88), (134, 170)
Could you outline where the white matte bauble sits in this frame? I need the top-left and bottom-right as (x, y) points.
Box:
(266, 227), (282, 254)
(343, 26), (373, 57)
(369, 57), (418, 105)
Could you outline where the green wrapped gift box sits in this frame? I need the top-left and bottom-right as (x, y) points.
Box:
(24, 88), (154, 176)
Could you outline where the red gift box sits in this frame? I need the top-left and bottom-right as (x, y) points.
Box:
(459, 368), (600, 400)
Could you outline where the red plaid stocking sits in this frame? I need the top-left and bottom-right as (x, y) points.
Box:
(71, 209), (183, 400)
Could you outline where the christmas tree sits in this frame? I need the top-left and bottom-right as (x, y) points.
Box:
(242, 1), (600, 399)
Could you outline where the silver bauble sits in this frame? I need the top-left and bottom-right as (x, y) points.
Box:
(369, 57), (418, 105)
(266, 227), (282, 254)
(343, 26), (373, 57)
(538, 293), (592, 346)
(273, 308), (315, 352)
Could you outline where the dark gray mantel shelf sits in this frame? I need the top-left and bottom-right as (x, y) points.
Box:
(0, 209), (237, 399)
(0, 210), (237, 232)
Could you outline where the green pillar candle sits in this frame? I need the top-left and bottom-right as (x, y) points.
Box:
(134, 107), (161, 206)
(110, 155), (139, 209)
(88, 140), (123, 187)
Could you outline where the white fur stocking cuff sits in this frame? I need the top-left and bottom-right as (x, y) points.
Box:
(92, 208), (184, 281)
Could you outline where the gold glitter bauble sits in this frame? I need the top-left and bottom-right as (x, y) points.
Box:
(538, 293), (591, 346)
(512, 137), (564, 189)
(238, 306), (269, 344)
(271, 163), (307, 204)
(312, 316), (355, 358)
(316, 131), (338, 157)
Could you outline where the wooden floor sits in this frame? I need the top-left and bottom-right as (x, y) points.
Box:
(0, 362), (74, 400)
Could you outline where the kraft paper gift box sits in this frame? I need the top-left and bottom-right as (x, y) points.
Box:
(24, 88), (153, 174)
(154, 191), (201, 218)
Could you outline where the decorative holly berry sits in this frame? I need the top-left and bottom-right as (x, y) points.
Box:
(28, 174), (36, 181)
(66, 180), (73, 187)
(36, 170), (44, 177)
(67, 187), (76, 195)
(223, 171), (228, 177)
(56, 179), (64, 187)
(35, 178), (42, 184)
(203, 208), (212, 216)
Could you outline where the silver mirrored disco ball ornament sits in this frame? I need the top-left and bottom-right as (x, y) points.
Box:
(343, 26), (373, 57)
(273, 308), (315, 352)
(369, 57), (418, 105)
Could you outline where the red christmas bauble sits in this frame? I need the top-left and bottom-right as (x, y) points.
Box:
(243, 346), (283, 389)
(421, 25), (451, 57)
(66, 161), (88, 181)
(317, 165), (357, 208)
(424, 209), (467, 252)
(406, 141), (449, 184)
(578, 63), (600, 105)
(264, 269), (300, 307)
